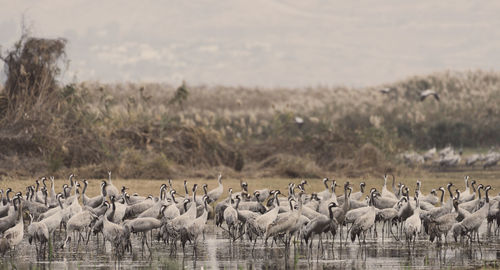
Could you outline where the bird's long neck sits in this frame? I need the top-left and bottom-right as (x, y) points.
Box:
(111, 199), (116, 215)
(17, 202), (23, 221)
(344, 187), (350, 210)
(107, 201), (116, 221)
(392, 175), (396, 191)
(83, 181), (88, 195)
(160, 187), (165, 201)
(235, 198), (240, 210)
(288, 199), (294, 211)
(204, 200), (208, 212)
(63, 187), (69, 198)
(440, 190), (444, 204)
(328, 204), (334, 219)
(13, 197), (18, 211)
(51, 180), (55, 194)
(414, 201), (420, 214)
(453, 201), (459, 212)
(478, 188), (482, 200)
(58, 196), (64, 209)
(297, 198), (303, 216)
(101, 184), (107, 197)
(6, 190), (11, 204)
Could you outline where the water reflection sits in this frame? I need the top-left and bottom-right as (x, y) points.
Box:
(1, 223), (499, 269)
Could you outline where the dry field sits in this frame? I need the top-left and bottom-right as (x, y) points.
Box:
(2, 170), (499, 200)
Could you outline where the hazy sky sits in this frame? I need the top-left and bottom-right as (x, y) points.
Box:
(1, 1), (499, 87)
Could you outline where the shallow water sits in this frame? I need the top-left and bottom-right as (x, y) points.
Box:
(1, 222), (499, 269)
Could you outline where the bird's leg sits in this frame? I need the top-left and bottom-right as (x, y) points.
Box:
(145, 232), (152, 254)
(345, 228), (350, 245)
(78, 232), (85, 249)
(339, 225), (342, 244)
(141, 233), (145, 256)
(85, 229), (92, 245)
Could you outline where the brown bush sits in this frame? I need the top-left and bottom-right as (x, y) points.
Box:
(258, 154), (322, 178)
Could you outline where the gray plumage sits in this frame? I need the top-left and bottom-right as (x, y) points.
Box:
(207, 173), (223, 204)
(350, 182), (366, 201)
(265, 196), (303, 241)
(82, 180), (105, 208)
(0, 196), (20, 234)
(39, 194), (64, 234)
(123, 195), (155, 220)
(350, 191), (377, 243)
(105, 171), (120, 199)
(62, 210), (98, 248)
(316, 178), (331, 200)
(27, 215), (49, 255)
(0, 202), (23, 252)
(372, 193), (398, 209)
(455, 186), (491, 242)
(303, 202), (338, 245)
(403, 198), (421, 244)
(223, 189), (238, 236)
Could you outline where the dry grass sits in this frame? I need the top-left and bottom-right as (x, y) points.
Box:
(1, 32), (500, 179)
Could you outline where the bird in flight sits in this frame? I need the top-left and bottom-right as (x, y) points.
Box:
(379, 87), (396, 94)
(420, 89), (440, 101)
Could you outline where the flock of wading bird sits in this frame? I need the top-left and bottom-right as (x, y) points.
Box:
(0, 172), (499, 258)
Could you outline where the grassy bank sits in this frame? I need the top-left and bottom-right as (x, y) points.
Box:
(2, 169), (499, 200)
(1, 35), (499, 179)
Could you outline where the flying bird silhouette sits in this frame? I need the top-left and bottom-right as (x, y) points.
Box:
(379, 87), (395, 94)
(420, 89), (440, 101)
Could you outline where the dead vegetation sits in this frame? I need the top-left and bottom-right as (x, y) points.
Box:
(1, 31), (499, 179)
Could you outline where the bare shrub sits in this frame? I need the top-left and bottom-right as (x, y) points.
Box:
(259, 154), (322, 178)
